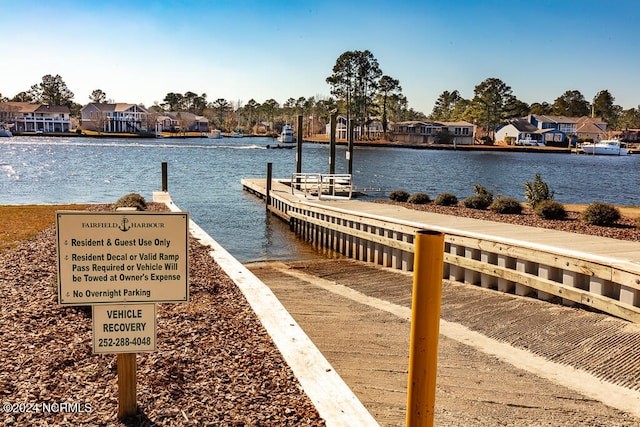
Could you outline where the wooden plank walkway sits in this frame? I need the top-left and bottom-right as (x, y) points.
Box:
(248, 259), (640, 427)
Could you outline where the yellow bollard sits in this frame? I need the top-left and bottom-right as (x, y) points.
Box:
(406, 230), (444, 427)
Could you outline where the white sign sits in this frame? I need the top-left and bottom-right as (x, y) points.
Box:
(57, 211), (189, 305)
(93, 304), (156, 353)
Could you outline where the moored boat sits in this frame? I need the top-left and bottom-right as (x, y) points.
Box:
(580, 139), (629, 156)
(207, 129), (223, 139)
(266, 144), (294, 149)
(516, 137), (544, 146)
(278, 124), (295, 143)
(0, 124), (13, 137)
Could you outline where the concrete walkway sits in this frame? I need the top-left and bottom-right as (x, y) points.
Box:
(249, 258), (640, 427)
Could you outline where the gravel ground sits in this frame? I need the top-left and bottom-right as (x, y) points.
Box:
(0, 204), (324, 426)
(377, 201), (640, 242)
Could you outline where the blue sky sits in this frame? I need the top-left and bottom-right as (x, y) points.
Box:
(2, 0), (639, 115)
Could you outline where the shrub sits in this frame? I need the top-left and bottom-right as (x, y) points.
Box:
(408, 192), (431, 204)
(114, 193), (148, 211)
(489, 197), (523, 214)
(581, 202), (620, 226)
(524, 173), (554, 207)
(534, 200), (567, 220)
(434, 192), (458, 206)
(462, 184), (493, 210)
(388, 190), (410, 202)
(473, 184), (493, 199)
(463, 195), (492, 210)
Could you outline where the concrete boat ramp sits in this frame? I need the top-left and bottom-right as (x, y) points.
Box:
(248, 259), (640, 426)
(155, 191), (640, 426)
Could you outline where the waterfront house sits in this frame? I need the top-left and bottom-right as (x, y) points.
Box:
(325, 115), (384, 140)
(574, 116), (608, 142)
(619, 129), (640, 143)
(527, 114), (576, 145)
(81, 103), (149, 133)
(495, 119), (543, 145)
(156, 112), (210, 133)
(391, 120), (475, 145)
(252, 121), (271, 135)
(0, 102), (71, 133)
(496, 115), (609, 146)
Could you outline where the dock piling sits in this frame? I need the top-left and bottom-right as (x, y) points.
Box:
(296, 115), (303, 190)
(161, 162), (168, 192)
(347, 118), (354, 175)
(266, 163), (272, 212)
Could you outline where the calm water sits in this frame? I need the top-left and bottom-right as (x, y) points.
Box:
(1, 136), (639, 262)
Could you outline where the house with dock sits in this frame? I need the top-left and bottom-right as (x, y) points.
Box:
(391, 120), (475, 145)
(574, 116), (608, 142)
(0, 101), (71, 133)
(496, 115), (609, 146)
(80, 103), (149, 133)
(156, 112), (210, 133)
(324, 115), (385, 140)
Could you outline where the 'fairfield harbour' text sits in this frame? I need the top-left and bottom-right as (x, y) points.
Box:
(81, 221), (165, 229)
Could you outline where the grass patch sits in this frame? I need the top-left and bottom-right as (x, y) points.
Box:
(0, 204), (90, 253)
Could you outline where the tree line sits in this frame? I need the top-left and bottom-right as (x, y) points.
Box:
(429, 79), (640, 137)
(2, 52), (640, 135)
(0, 53), (422, 135)
(150, 50), (423, 135)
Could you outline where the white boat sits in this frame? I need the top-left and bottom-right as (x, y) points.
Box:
(278, 124), (296, 143)
(207, 129), (223, 139)
(580, 139), (629, 156)
(516, 137), (544, 146)
(230, 130), (243, 138)
(0, 124), (12, 137)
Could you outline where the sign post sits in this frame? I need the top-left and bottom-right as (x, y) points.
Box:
(57, 211), (189, 418)
(117, 353), (137, 418)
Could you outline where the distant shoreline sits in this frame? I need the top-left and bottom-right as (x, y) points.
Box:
(303, 138), (573, 153)
(8, 131), (577, 153)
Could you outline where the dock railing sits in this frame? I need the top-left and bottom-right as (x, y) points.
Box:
(290, 173), (353, 200)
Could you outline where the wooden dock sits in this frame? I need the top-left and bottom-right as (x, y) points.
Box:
(242, 177), (640, 323)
